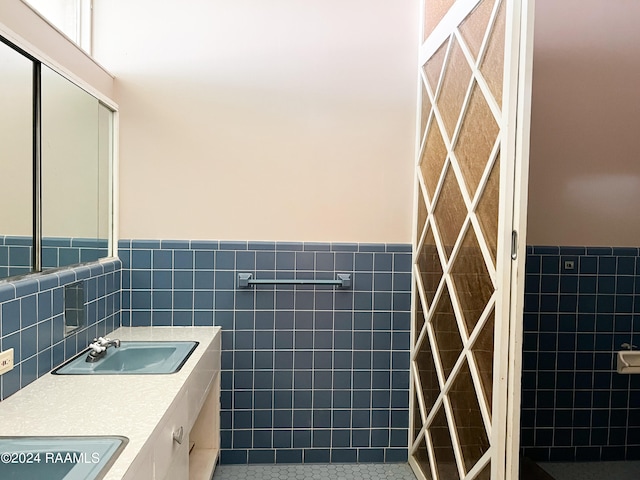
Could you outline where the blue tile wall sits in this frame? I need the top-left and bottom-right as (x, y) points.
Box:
(521, 246), (640, 462)
(0, 259), (122, 401)
(0, 236), (108, 278)
(119, 240), (412, 464)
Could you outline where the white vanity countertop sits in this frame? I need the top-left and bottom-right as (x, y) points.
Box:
(0, 326), (221, 479)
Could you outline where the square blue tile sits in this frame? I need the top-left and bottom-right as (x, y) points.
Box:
(173, 271), (193, 290)
(333, 390), (351, 409)
(236, 251), (256, 270)
(332, 429), (351, 447)
(171, 250), (193, 269)
(313, 410), (331, 428)
(351, 429), (371, 447)
(233, 411), (251, 430)
(312, 389), (331, 409)
(234, 351), (254, 371)
(253, 410), (273, 429)
(293, 430), (311, 448)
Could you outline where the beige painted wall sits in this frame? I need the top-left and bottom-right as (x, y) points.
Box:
(527, 0), (640, 247)
(93, 0), (419, 243)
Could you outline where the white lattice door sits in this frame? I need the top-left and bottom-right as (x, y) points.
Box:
(410, 1), (534, 479)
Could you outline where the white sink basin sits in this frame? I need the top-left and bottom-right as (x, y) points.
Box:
(617, 350), (640, 374)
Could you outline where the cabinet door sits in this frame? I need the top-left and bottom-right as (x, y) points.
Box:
(154, 390), (189, 479)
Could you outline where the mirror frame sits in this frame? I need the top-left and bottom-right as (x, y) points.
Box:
(0, 33), (116, 281)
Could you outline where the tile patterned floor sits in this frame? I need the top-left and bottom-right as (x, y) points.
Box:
(538, 461), (640, 480)
(213, 463), (417, 480)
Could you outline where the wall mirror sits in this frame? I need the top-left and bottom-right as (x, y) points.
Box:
(41, 65), (111, 269)
(0, 36), (114, 280)
(0, 39), (33, 278)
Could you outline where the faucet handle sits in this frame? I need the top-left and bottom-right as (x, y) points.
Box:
(88, 340), (106, 353)
(621, 343), (637, 350)
(92, 337), (120, 348)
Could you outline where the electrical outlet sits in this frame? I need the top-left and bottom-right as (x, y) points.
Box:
(0, 349), (14, 375)
(564, 260), (575, 270)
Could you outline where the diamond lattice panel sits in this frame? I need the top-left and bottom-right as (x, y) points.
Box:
(430, 405), (459, 479)
(459, 0), (497, 63)
(413, 0), (511, 477)
(433, 165), (467, 260)
(450, 226), (494, 336)
(437, 36), (473, 141)
(453, 81), (499, 199)
(417, 226), (443, 309)
(449, 360), (490, 475)
(472, 308), (495, 413)
(475, 156), (500, 266)
(431, 284), (463, 381)
(419, 118), (448, 200)
(480, 0), (506, 108)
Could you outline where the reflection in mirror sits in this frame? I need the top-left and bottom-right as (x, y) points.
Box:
(41, 66), (110, 270)
(0, 41), (33, 279)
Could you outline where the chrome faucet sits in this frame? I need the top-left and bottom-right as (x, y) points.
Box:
(86, 337), (121, 362)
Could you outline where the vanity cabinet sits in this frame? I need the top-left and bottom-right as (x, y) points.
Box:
(123, 331), (221, 480)
(148, 371), (221, 480)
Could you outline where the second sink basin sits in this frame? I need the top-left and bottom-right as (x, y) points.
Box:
(0, 436), (127, 480)
(53, 341), (198, 375)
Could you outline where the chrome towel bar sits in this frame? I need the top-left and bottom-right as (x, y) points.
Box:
(237, 272), (351, 289)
